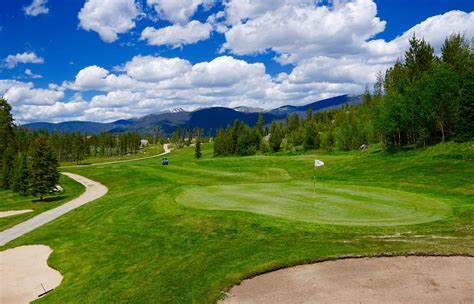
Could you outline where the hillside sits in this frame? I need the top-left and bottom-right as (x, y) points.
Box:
(23, 94), (361, 135)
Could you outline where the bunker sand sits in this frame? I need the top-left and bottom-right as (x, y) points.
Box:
(0, 245), (62, 304)
(222, 256), (474, 304)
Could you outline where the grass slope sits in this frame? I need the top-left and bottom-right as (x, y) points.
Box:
(1, 142), (473, 303)
(0, 174), (84, 231)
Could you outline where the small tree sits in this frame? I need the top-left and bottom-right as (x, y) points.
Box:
(28, 136), (59, 200)
(195, 138), (202, 159)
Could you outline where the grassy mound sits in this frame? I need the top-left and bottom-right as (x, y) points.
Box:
(176, 182), (450, 226)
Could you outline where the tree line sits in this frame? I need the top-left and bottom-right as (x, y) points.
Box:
(1, 100), (59, 200)
(213, 33), (473, 156)
(0, 101), (148, 199)
(50, 130), (142, 164)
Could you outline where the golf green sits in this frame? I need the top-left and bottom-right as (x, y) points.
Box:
(176, 182), (451, 226)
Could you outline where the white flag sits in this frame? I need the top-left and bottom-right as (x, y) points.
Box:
(314, 160), (325, 167)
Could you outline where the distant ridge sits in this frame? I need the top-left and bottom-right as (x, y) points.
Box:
(23, 94), (362, 135)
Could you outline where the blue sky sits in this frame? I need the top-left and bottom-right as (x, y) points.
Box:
(0, 0), (473, 123)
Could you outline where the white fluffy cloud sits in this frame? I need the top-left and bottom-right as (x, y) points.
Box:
(3, 52), (44, 69)
(120, 55), (192, 82)
(147, 0), (215, 24)
(23, 0), (49, 16)
(63, 65), (139, 91)
(17, 98), (88, 123)
(0, 80), (64, 106)
(59, 55), (277, 117)
(393, 10), (474, 54)
(141, 21), (212, 47)
(24, 69), (43, 79)
(223, 0), (304, 25)
(223, 0), (385, 63)
(78, 0), (140, 42)
(286, 56), (389, 85)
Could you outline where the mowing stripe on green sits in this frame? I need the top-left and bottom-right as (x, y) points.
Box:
(176, 182), (451, 226)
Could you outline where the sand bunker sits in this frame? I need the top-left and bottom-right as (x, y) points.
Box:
(0, 210), (33, 218)
(0, 245), (63, 304)
(222, 256), (474, 304)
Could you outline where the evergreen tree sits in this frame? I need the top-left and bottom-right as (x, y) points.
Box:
(11, 152), (29, 195)
(0, 98), (16, 189)
(256, 113), (264, 136)
(195, 138), (202, 159)
(405, 34), (435, 83)
(373, 71), (384, 97)
(269, 121), (284, 152)
(28, 136), (59, 200)
(303, 119), (318, 150)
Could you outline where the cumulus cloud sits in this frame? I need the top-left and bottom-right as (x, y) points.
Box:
(141, 21), (212, 47)
(59, 55), (278, 118)
(120, 55), (192, 82)
(24, 69), (43, 79)
(223, 0), (385, 63)
(147, 0), (215, 24)
(223, 0), (301, 25)
(78, 0), (140, 42)
(23, 0), (49, 16)
(17, 98), (88, 123)
(393, 10), (474, 54)
(3, 52), (44, 69)
(0, 80), (64, 106)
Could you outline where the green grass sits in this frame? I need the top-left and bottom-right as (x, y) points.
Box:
(59, 144), (164, 166)
(0, 174), (85, 231)
(1, 141), (473, 303)
(176, 182), (450, 226)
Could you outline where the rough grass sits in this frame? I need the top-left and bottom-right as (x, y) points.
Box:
(0, 174), (84, 231)
(1, 141), (473, 303)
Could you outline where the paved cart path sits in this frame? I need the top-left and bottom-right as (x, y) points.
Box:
(0, 173), (108, 246)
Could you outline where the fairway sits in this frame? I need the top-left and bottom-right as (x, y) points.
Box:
(176, 182), (451, 226)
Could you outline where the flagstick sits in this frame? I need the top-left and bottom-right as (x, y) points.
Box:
(313, 165), (316, 199)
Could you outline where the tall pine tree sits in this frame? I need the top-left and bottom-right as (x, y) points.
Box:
(0, 98), (16, 189)
(195, 138), (202, 159)
(28, 135), (59, 200)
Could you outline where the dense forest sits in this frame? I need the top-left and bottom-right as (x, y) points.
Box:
(213, 34), (473, 156)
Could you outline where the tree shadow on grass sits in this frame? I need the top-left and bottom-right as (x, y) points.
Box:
(32, 195), (67, 203)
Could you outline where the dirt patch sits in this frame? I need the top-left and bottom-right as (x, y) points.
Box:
(0, 245), (63, 303)
(221, 256), (474, 304)
(0, 210), (33, 218)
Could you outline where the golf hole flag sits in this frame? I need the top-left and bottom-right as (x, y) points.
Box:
(315, 160), (325, 167)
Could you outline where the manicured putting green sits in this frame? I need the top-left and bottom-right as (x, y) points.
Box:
(176, 182), (450, 226)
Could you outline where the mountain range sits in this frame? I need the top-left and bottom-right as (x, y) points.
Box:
(23, 94), (361, 135)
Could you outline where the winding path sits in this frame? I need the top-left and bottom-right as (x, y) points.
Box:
(60, 144), (171, 168)
(0, 173), (108, 246)
(0, 144), (172, 246)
